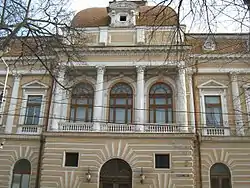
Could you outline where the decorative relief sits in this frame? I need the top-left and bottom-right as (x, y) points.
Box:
(203, 35), (216, 51)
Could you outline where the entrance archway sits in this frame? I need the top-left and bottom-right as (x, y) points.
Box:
(99, 158), (132, 188)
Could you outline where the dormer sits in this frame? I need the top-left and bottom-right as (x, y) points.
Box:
(108, 1), (139, 27)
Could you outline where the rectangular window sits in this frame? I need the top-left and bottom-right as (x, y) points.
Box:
(155, 154), (170, 169)
(64, 152), (79, 167)
(204, 96), (222, 127)
(24, 95), (42, 125)
(120, 16), (127, 22)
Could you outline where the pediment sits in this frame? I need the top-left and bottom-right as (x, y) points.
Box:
(22, 80), (49, 89)
(198, 79), (227, 89)
(0, 81), (10, 89)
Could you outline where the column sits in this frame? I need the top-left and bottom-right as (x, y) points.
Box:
(136, 66), (145, 131)
(5, 74), (21, 133)
(176, 67), (188, 132)
(230, 72), (244, 135)
(51, 69), (65, 131)
(188, 73), (195, 133)
(93, 66), (105, 131)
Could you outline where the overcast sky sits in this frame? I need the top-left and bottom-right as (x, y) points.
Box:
(70, 0), (249, 33)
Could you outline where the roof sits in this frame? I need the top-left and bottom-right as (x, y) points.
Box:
(71, 6), (178, 28)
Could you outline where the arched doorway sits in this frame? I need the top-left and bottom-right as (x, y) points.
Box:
(100, 158), (132, 188)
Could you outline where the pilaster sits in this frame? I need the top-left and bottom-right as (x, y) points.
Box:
(5, 73), (21, 133)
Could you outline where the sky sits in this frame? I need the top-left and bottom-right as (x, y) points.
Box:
(70, 0), (250, 33)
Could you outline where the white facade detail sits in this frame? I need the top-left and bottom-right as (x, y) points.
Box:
(188, 74), (195, 133)
(99, 27), (108, 45)
(230, 72), (244, 135)
(0, 82), (9, 126)
(176, 67), (188, 132)
(93, 66), (105, 131)
(51, 69), (65, 130)
(5, 74), (21, 133)
(136, 65), (145, 131)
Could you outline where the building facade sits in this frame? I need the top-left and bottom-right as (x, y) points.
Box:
(0, 0), (250, 188)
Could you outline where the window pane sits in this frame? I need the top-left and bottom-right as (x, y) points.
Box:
(110, 108), (114, 122)
(103, 183), (113, 188)
(12, 174), (21, 187)
(127, 109), (131, 123)
(76, 107), (86, 121)
(222, 178), (230, 188)
(211, 177), (219, 188)
(206, 107), (222, 126)
(27, 96), (42, 104)
(150, 98), (154, 105)
(155, 98), (166, 105)
(70, 108), (75, 121)
(155, 109), (166, 123)
(115, 108), (126, 123)
(21, 174), (30, 188)
(205, 96), (220, 104)
(150, 110), (154, 123)
(155, 154), (170, 168)
(116, 98), (126, 105)
(88, 108), (92, 121)
(65, 152), (79, 167)
(167, 98), (172, 104)
(77, 99), (88, 105)
(167, 108), (172, 123)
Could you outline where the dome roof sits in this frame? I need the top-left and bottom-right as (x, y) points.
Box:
(72, 6), (178, 28)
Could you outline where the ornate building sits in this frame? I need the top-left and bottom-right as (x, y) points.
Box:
(0, 0), (250, 188)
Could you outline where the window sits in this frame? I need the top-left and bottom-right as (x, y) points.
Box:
(109, 83), (133, 124)
(64, 152), (79, 167)
(24, 95), (42, 125)
(155, 154), (170, 169)
(120, 15), (127, 22)
(11, 159), (31, 188)
(210, 163), (231, 188)
(70, 83), (94, 122)
(149, 83), (173, 123)
(205, 96), (222, 127)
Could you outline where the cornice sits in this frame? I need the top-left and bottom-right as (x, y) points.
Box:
(190, 53), (250, 60)
(44, 132), (195, 139)
(201, 136), (250, 143)
(76, 45), (191, 56)
(0, 133), (40, 140)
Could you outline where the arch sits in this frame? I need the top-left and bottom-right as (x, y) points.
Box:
(70, 82), (94, 122)
(149, 82), (173, 123)
(99, 158), (132, 188)
(11, 159), (31, 188)
(210, 163), (231, 188)
(66, 75), (96, 89)
(109, 82), (133, 124)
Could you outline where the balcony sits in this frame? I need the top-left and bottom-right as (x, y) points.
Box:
(57, 122), (182, 133)
(202, 126), (230, 136)
(17, 125), (43, 135)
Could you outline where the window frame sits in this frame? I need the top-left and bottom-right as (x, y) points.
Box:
(63, 151), (79, 168)
(70, 82), (94, 122)
(210, 163), (232, 188)
(11, 159), (31, 188)
(109, 82), (133, 124)
(198, 80), (229, 135)
(204, 95), (223, 127)
(154, 153), (171, 170)
(24, 95), (43, 125)
(243, 84), (250, 126)
(149, 83), (173, 124)
(19, 81), (48, 126)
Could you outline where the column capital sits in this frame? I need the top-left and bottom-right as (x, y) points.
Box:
(229, 71), (238, 81)
(96, 65), (105, 74)
(136, 65), (146, 73)
(177, 66), (186, 75)
(13, 72), (22, 81)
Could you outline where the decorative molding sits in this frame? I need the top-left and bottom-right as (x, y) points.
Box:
(203, 36), (216, 51)
(22, 80), (49, 89)
(198, 79), (228, 89)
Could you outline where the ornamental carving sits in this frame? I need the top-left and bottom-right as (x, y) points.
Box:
(109, 1), (137, 10)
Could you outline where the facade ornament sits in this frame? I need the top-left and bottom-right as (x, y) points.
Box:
(136, 65), (145, 73)
(96, 65), (105, 74)
(203, 35), (216, 51)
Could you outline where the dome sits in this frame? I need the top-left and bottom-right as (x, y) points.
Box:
(72, 6), (178, 28)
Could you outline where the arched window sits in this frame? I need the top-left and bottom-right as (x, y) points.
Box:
(149, 83), (173, 123)
(109, 83), (133, 124)
(210, 163), (231, 188)
(100, 158), (132, 188)
(11, 159), (31, 188)
(70, 83), (94, 122)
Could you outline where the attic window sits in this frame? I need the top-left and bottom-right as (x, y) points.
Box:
(120, 15), (127, 22)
